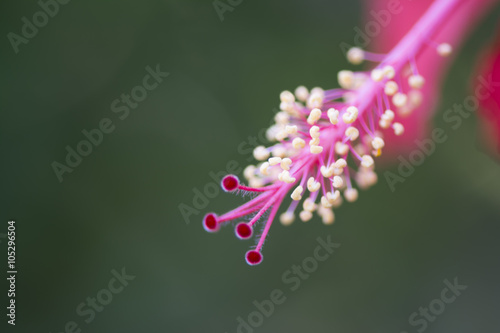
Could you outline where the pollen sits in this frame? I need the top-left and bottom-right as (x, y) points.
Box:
(307, 108), (322, 125)
(318, 206), (335, 225)
(408, 90), (423, 108)
(321, 195), (332, 208)
(280, 157), (292, 170)
(292, 137), (306, 149)
(393, 122), (405, 136)
(280, 90), (295, 103)
(253, 146), (269, 161)
(383, 65), (395, 79)
(259, 162), (270, 175)
(335, 141), (349, 155)
(392, 92), (408, 108)
(332, 175), (343, 188)
(342, 106), (359, 124)
(279, 170), (296, 183)
(371, 68), (384, 82)
(361, 155), (374, 168)
(326, 190), (340, 204)
(344, 188), (359, 202)
(285, 125), (298, 135)
(347, 47), (364, 65)
(338, 70), (354, 89)
(268, 157), (282, 166)
(371, 137), (385, 149)
(243, 165), (255, 180)
(384, 81), (398, 96)
(310, 126), (321, 139)
(408, 75), (425, 89)
(280, 212), (295, 226)
(303, 197), (317, 212)
(307, 177), (321, 192)
(299, 210), (313, 222)
(310, 144), (324, 154)
(291, 185), (304, 201)
(274, 111), (289, 125)
(307, 89), (324, 109)
(328, 108), (339, 124)
(294, 86), (309, 102)
(321, 164), (335, 178)
(345, 126), (359, 141)
(437, 43), (452, 57)
(335, 158), (347, 169)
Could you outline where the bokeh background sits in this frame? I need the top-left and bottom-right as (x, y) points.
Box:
(1, 0), (500, 332)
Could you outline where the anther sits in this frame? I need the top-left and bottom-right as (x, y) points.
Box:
(384, 81), (398, 96)
(307, 177), (321, 192)
(285, 125), (298, 135)
(344, 188), (359, 202)
(393, 122), (404, 136)
(307, 108), (322, 125)
(280, 90), (295, 103)
(327, 108), (339, 124)
(253, 146), (270, 161)
(345, 126), (359, 141)
(280, 212), (295, 226)
(295, 86), (309, 102)
(309, 126), (320, 138)
(361, 155), (374, 168)
(347, 47), (364, 65)
(310, 145), (324, 154)
(392, 92), (407, 108)
(383, 65), (395, 79)
(299, 210), (313, 222)
(268, 157), (282, 166)
(280, 157), (292, 171)
(332, 175), (343, 188)
(291, 186), (303, 201)
(292, 137), (305, 149)
(408, 75), (425, 89)
(371, 137), (385, 149)
(342, 106), (359, 124)
(260, 162), (270, 175)
(371, 68), (384, 82)
(437, 43), (452, 57)
(338, 70), (354, 89)
(335, 141), (349, 155)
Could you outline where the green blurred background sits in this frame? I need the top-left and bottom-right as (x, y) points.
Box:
(1, 0), (499, 332)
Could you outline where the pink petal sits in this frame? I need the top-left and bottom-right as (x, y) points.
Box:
(475, 27), (500, 157)
(366, 0), (497, 157)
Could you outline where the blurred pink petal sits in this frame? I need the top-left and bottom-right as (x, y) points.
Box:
(366, 0), (498, 157)
(475, 27), (500, 157)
